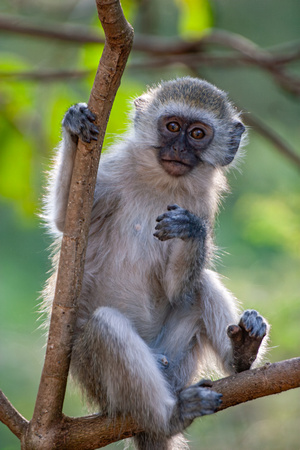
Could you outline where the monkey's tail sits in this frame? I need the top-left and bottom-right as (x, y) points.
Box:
(132, 432), (189, 450)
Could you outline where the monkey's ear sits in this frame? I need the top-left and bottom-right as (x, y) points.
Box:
(222, 121), (245, 166)
(134, 94), (151, 111)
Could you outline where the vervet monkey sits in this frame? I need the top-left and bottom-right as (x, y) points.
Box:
(44, 77), (268, 450)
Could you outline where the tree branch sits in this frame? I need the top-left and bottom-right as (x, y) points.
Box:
(31, 358), (300, 449)
(214, 357), (300, 410)
(21, 2), (133, 448)
(243, 113), (300, 169)
(1, 13), (300, 62)
(1, 14), (300, 98)
(0, 390), (28, 440)
(0, 69), (92, 81)
(0, 13), (105, 44)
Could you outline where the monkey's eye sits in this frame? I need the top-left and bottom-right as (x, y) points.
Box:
(190, 128), (205, 140)
(166, 122), (181, 133)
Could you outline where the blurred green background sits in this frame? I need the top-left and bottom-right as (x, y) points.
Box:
(0, 0), (299, 449)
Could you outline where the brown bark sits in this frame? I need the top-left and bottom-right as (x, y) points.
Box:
(214, 357), (300, 410)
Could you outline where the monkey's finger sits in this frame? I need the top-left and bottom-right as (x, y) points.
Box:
(153, 229), (170, 239)
(90, 135), (98, 141)
(90, 130), (99, 141)
(156, 212), (190, 225)
(80, 125), (99, 143)
(155, 219), (180, 229)
(153, 231), (165, 240)
(80, 135), (91, 144)
(85, 109), (97, 123)
(154, 232), (181, 241)
(167, 204), (181, 211)
(153, 231), (176, 241)
(90, 124), (100, 135)
(80, 131), (92, 143)
(156, 212), (171, 222)
(155, 220), (183, 232)
(154, 222), (163, 230)
(82, 123), (99, 137)
(78, 104), (97, 122)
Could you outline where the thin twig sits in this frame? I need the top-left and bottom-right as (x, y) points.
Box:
(0, 69), (91, 81)
(244, 113), (300, 169)
(0, 13), (105, 44)
(1, 14), (300, 97)
(1, 13), (300, 61)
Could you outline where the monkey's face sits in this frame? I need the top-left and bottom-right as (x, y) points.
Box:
(156, 115), (214, 177)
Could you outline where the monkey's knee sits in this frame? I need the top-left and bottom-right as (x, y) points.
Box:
(73, 306), (176, 429)
(91, 306), (129, 334)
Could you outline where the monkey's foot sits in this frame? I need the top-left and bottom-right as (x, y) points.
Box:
(227, 309), (268, 372)
(62, 103), (99, 143)
(179, 383), (222, 421)
(154, 204), (206, 241)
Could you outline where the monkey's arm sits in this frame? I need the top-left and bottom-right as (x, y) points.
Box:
(47, 104), (99, 233)
(200, 270), (268, 374)
(154, 204), (208, 303)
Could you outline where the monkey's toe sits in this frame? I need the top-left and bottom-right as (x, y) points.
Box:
(239, 309), (267, 339)
(227, 324), (242, 341)
(180, 385), (222, 420)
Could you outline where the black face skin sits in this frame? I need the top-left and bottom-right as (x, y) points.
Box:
(157, 116), (214, 177)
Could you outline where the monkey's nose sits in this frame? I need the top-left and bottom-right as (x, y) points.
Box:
(172, 145), (186, 154)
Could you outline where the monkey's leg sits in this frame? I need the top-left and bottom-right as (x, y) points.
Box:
(227, 309), (268, 372)
(200, 270), (268, 373)
(151, 304), (203, 394)
(133, 381), (222, 450)
(72, 307), (221, 450)
(71, 306), (176, 432)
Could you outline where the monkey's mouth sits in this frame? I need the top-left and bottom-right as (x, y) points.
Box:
(160, 158), (192, 177)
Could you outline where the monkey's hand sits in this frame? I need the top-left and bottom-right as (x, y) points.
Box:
(154, 204), (206, 241)
(227, 309), (268, 373)
(62, 103), (99, 143)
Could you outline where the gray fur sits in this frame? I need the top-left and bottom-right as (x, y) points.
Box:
(43, 77), (268, 450)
